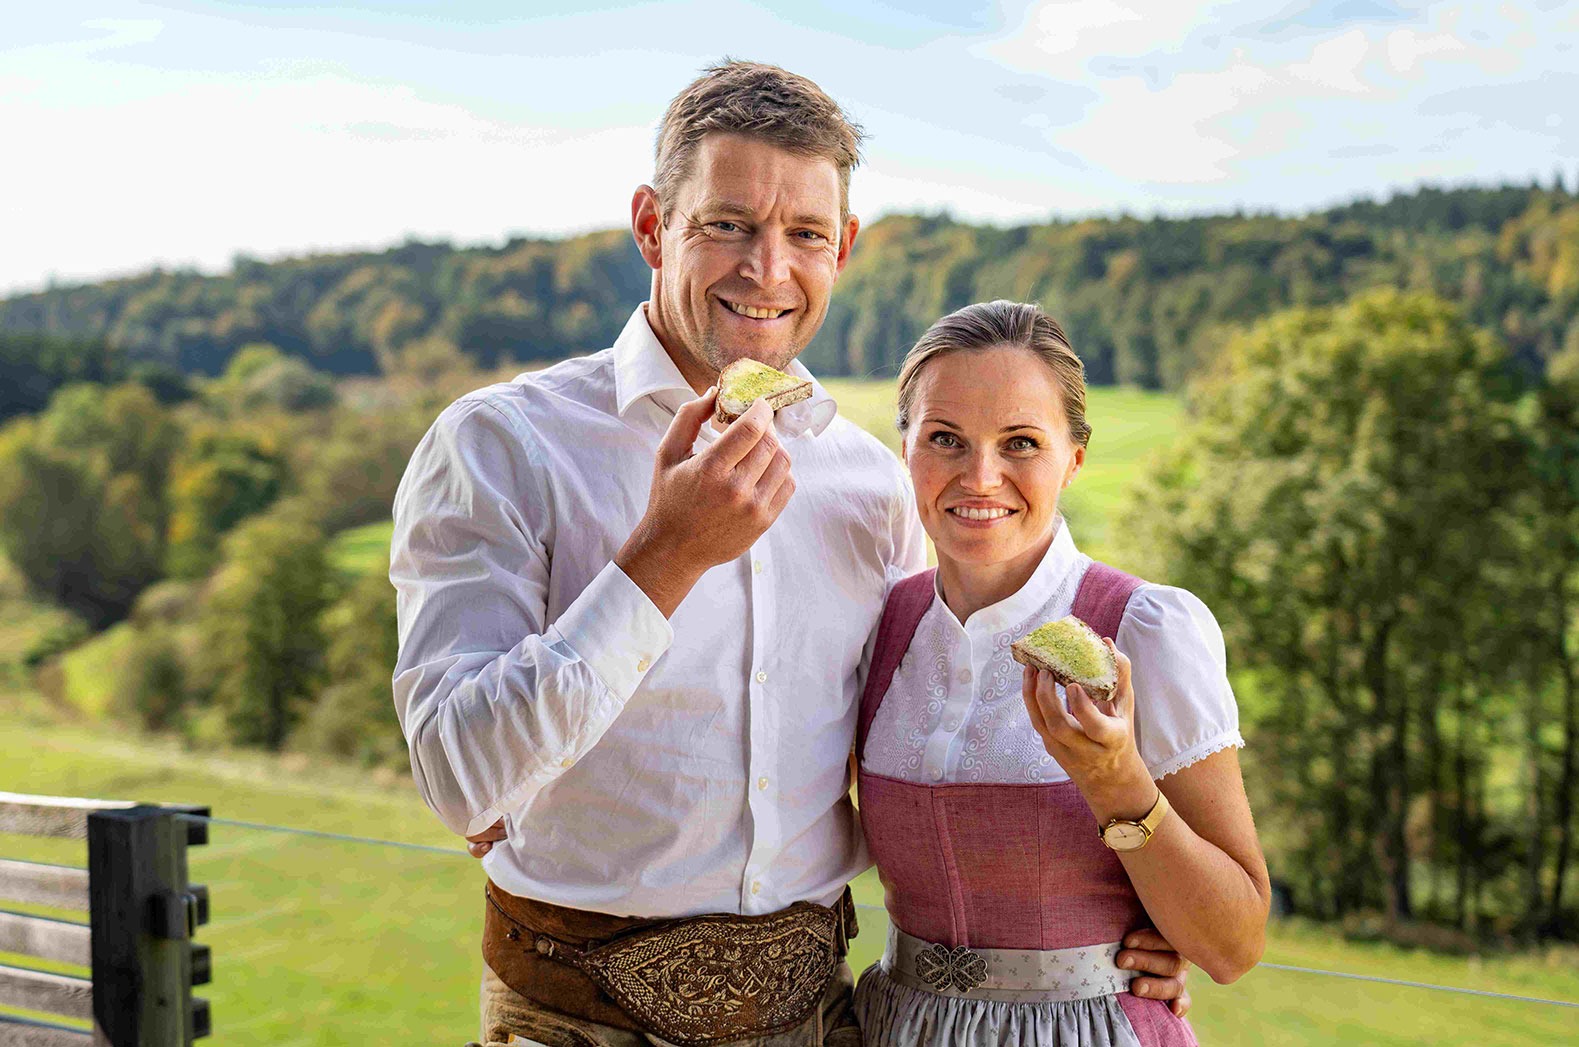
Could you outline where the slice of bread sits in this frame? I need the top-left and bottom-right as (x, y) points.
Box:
(715, 359), (813, 424)
(1010, 616), (1117, 699)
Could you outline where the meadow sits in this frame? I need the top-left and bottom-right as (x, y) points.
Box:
(4, 378), (1577, 1044)
(4, 726), (1577, 1045)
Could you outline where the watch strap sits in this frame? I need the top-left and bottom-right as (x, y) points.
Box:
(1100, 788), (1170, 850)
(1139, 787), (1170, 837)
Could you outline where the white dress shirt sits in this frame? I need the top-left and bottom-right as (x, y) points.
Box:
(390, 306), (927, 918)
(862, 519), (1243, 785)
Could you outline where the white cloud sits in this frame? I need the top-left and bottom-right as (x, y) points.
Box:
(1052, 60), (1278, 183)
(1288, 29), (1373, 94)
(981, 0), (1210, 71)
(71, 17), (163, 53)
(1016, 0), (1143, 57)
(1385, 28), (1467, 74)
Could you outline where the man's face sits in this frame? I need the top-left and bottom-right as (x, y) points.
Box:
(637, 133), (858, 390)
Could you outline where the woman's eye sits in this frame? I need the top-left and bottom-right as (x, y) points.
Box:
(1007, 436), (1039, 451)
(930, 432), (959, 448)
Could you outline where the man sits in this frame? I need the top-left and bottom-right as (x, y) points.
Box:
(391, 60), (1191, 1047)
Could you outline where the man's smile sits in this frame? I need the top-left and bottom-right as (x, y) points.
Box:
(719, 296), (794, 321)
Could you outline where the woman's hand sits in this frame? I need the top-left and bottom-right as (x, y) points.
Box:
(1022, 638), (1155, 820)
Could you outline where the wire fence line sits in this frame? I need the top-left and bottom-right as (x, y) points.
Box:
(177, 814), (1579, 1010)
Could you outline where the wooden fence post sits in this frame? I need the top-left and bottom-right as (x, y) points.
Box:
(86, 806), (209, 1046)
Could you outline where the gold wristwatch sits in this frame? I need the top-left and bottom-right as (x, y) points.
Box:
(1098, 789), (1170, 852)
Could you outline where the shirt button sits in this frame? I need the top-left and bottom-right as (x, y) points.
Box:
(930, 767), (944, 782)
(757, 777), (769, 790)
(756, 670), (768, 683)
(753, 560), (764, 574)
(637, 657), (651, 672)
(956, 667), (972, 684)
(945, 719), (960, 731)
(751, 881), (762, 895)
(560, 758), (573, 768)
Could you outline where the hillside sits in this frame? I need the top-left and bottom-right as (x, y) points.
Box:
(4, 184), (1576, 418)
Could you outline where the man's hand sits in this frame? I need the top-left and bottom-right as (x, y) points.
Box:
(1118, 928), (1192, 1018)
(617, 391), (795, 617)
(466, 818), (507, 859)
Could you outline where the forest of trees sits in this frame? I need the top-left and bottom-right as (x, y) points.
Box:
(2, 182), (1576, 941)
(0, 344), (465, 768)
(3, 182), (1577, 411)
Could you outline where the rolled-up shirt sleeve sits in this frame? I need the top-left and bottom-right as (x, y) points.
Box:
(389, 396), (673, 838)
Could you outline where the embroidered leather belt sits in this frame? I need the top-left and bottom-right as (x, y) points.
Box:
(485, 881), (855, 1046)
(884, 924), (1132, 1003)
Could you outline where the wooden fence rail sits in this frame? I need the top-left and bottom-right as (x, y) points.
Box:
(0, 794), (210, 1046)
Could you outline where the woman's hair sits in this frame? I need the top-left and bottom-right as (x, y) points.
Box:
(895, 300), (1092, 448)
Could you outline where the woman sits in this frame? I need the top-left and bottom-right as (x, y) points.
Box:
(852, 301), (1269, 1046)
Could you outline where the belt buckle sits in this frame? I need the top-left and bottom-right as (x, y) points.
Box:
(916, 943), (988, 993)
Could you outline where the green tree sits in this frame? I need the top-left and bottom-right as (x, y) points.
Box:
(194, 506), (333, 750)
(290, 404), (430, 534)
(0, 383), (179, 626)
(1524, 372), (1579, 934)
(164, 429), (284, 579)
(0, 332), (120, 423)
(116, 622), (189, 732)
(1124, 291), (1532, 926)
(297, 561), (405, 766)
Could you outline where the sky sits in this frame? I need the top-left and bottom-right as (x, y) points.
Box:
(3, 0), (1576, 296)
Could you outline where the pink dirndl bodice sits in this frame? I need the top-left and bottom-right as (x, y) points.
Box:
(853, 564), (1198, 1047)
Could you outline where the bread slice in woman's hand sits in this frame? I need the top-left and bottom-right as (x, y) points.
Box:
(1010, 616), (1117, 700)
(714, 359), (813, 424)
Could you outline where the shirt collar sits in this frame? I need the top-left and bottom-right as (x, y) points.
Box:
(612, 304), (838, 439)
(935, 517), (1084, 638)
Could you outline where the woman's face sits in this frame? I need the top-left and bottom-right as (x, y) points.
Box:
(903, 344), (1084, 575)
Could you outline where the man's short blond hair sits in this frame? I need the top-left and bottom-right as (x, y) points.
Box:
(653, 59), (865, 224)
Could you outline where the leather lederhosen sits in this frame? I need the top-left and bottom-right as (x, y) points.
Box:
(483, 879), (857, 1046)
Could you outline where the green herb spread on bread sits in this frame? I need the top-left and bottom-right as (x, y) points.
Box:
(1010, 616), (1117, 698)
(715, 359), (813, 424)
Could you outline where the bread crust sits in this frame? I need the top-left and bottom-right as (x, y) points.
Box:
(714, 378), (813, 424)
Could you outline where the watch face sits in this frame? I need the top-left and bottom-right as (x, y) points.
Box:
(1105, 823), (1148, 852)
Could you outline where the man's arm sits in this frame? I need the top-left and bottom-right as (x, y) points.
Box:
(391, 396), (671, 838)
(394, 390), (793, 839)
(1119, 928), (1193, 1017)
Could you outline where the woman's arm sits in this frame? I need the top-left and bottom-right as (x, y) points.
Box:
(1086, 744), (1269, 983)
(1023, 647), (1270, 984)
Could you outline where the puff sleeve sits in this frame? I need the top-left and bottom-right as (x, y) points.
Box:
(1114, 583), (1245, 779)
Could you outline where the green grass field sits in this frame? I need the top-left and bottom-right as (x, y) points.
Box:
(4, 378), (1577, 1043)
(2, 724), (1576, 1045)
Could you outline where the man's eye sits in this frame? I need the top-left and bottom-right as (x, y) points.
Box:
(712, 221), (741, 233)
(796, 230), (828, 242)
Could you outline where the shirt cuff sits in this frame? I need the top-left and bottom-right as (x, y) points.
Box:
(548, 560), (674, 700)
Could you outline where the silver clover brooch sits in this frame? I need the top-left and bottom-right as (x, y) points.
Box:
(915, 944), (988, 993)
